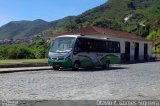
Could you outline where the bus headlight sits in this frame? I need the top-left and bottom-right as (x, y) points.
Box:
(48, 56), (51, 60)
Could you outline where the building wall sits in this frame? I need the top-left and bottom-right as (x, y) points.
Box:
(139, 42), (144, 61)
(101, 35), (152, 62)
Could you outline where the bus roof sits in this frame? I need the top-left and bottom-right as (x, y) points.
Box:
(55, 34), (117, 42)
(56, 35), (80, 38)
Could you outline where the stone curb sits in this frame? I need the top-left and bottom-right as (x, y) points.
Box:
(0, 66), (52, 74)
(0, 63), (48, 68)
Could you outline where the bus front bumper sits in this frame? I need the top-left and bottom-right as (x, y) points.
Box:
(48, 59), (72, 69)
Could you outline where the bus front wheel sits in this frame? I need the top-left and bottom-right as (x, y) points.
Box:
(53, 66), (60, 71)
(72, 62), (80, 71)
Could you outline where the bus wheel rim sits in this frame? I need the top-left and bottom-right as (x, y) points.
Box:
(74, 63), (79, 69)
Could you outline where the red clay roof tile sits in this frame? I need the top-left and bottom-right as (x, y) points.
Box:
(63, 26), (148, 41)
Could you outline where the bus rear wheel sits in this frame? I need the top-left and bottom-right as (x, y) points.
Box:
(102, 61), (110, 69)
(72, 62), (80, 71)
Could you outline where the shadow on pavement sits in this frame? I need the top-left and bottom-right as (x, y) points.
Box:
(57, 66), (129, 72)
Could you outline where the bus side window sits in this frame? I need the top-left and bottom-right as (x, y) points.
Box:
(86, 39), (94, 52)
(112, 42), (116, 53)
(106, 41), (109, 53)
(74, 39), (82, 53)
(112, 42), (120, 53)
(106, 41), (112, 53)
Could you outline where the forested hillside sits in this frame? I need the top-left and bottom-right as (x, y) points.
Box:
(66, 0), (160, 37)
(0, 0), (160, 39)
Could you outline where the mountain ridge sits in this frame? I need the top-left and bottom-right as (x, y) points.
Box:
(0, 19), (51, 39)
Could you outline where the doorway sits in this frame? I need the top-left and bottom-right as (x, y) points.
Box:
(125, 42), (130, 62)
(144, 43), (148, 61)
(134, 43), (139, 61)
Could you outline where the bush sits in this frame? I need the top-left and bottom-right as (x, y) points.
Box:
(7, 45), (35, 59)
(0, 38), (50, 60)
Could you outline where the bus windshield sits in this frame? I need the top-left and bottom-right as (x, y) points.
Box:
(50, 37), (76, 53)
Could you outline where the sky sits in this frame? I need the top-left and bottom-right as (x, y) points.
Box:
(0, 0), (107, 27)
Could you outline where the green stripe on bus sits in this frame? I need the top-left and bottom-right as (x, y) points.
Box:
(80, 59), (94, 68)
(100, 55), (120, 64)
(78, 55), (94, 68)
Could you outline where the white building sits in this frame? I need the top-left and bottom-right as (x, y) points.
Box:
(62, 26), (152, 63)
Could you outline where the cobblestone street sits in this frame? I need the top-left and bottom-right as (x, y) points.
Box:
(0, 62), (160, 100)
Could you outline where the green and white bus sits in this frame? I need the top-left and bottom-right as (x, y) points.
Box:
(48, 35), (121, 70)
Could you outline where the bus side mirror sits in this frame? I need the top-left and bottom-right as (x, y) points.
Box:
(73, 51), (78, 55)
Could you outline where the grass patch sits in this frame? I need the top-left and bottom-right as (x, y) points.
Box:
(0, 59), (48, 64)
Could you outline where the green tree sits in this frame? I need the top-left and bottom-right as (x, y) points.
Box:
(7, 45), (35, 59)
(0, 38), (50, 60)
(147, 30), (160, 53)
(147, 31), (157, 41)
(29, 38), (50, 59)
(0, 46), (7, 59)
